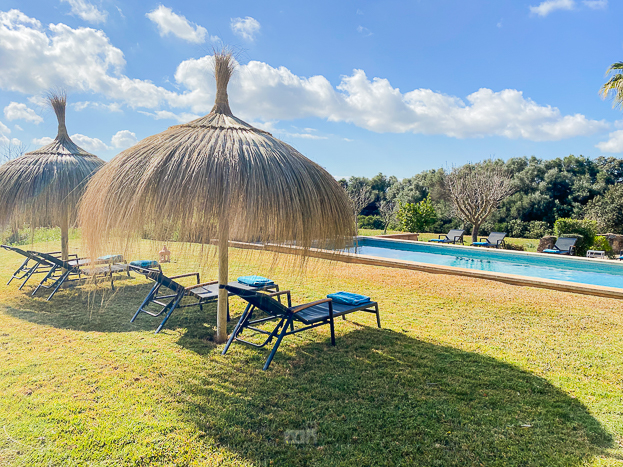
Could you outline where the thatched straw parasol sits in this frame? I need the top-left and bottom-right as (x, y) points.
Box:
(0, 92), (105, 260)
(79, 51), (354, 343)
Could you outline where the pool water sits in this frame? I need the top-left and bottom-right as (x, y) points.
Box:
(346, 237), (623, 289)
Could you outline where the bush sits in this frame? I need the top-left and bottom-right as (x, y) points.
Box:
(525, 221), (552, 239)
(592, 236), (614, 258)
(554, 218), (597, 256)
(396, 195), (437, 233)
(503, 242), (525, 251)
(358, 215), (384, 230)
(506, 220), (525, 238)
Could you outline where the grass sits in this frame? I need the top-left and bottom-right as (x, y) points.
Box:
(0, 235), (622, 466)
(359, 229), (540, 252)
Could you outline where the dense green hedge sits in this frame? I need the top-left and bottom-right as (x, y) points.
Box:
(553, 218), (597, 256)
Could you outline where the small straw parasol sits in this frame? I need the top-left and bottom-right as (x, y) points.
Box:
(0, 91), (105, 260)
(79, 51), (354, 343)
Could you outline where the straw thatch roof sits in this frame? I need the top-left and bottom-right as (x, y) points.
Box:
(79, 52), (354, 255)
(0, 92), (105, 229)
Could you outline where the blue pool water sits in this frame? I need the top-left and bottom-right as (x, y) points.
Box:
(347, 237), (623, 289)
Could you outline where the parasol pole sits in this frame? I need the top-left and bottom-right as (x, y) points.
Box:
(216, 217), (229, 343)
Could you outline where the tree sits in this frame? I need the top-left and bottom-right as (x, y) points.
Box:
(396, 195), (437, 233)
(446, 162), (515, 242)
(378, 199), (396, 234)
(347, 185), (373, 235)
(0, 140), (27, 164)
(600, 61), (623, 109)
(585, 184), (623, 234)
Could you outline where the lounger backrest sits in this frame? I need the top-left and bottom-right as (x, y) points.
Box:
(447, 229), (464, 239)
(36, 252), (78, 272)
(555, 237), (577, 251)
(225, 284), (290, 317)
(2, 245), (37, 260)
(130, 266), (186, 294)
(488, 232), (507, 243)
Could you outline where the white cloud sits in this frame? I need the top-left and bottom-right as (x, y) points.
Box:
(32, 136), (54, 146)
(357, 25), (372, 36)
(230, 16), (260, 41)
(0, 10), (608, 143)
(583, 0), (607, 9)
(14, 124), (23, 131)
(60, 0), (107, 24)
(596, 129), (623, 152)
(110, 129), (138, 149)
(146, 5), (208, 44)
(530, 0), (575, 16)
(3, 102), (43, 123)
(73, 101), (122, 112)
(0, 121), (10, 135)
(70, 133), (109, 152)
(138, 110), (201, 123)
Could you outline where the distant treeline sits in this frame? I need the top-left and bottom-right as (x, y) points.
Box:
(339, 155), (623, 237)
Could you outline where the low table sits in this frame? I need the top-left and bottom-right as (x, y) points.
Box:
(586, 250), (606, 258)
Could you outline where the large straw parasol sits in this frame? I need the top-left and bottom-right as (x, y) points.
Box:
(79, 51), (354, 343)
(0, 92), (105, 260)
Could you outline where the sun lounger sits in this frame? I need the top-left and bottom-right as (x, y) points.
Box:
(222, 284), (380, 370)
(130, 267), (279, 333)
(29, 251), (129, 300)
(1, 245), (78, 290)
(472, 232), (507, 248)
(543, 237), (577, 255)
(429, 229), (465, 244)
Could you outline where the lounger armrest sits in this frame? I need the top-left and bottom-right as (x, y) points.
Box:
(265, 290), (292, 307)
(437, 234), (446, 239)
(170, 272), (200, 283)
(290, 298), (332, 314)
(478, 237), (488, 242)
(193, 280), (218, 288)
(453, 235), (463, 243)
(496, 239), (505, 247)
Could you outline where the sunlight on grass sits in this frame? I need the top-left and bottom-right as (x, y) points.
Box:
(0, 238), (621, 465)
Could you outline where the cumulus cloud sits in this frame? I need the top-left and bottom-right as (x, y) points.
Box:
(146, 5), (208, 43)
(0, 121), (10, 135)
(4, 102), (43, 123)
(110, 129), (138, 149)
(32, 136), (54, 146)
(71, 133), (109, 152)
(530, 0), (575, 16)
(583, 0), (607, 8)
(230, 16), (260, 41)
(73, 101), (122, 112)
(60, 0), (107, 24)
(596, 129), (623, 153)
(0, 9), (609, 143)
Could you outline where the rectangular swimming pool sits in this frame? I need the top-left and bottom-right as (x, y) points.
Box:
(346, 237), (623, 290)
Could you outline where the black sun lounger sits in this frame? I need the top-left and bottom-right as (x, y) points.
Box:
(428, 229), (465, 244)
(543, 237), (577, 255)
(472, 232), (507, 248)
(29, 251), (129, 301)
(1, 245), (78, 290)
(130, 266), (280, 333)
(222, 284), (381, 370)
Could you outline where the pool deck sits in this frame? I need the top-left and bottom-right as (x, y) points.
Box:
(230, 238), (623, 300)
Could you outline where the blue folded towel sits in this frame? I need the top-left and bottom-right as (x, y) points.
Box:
(130, 260), (160, 269)
(98, 254), (124, 263)
(237, 275), (274, 287)
(429, 239), (443, 242)
(543, 249), (561, 254)
(327, 291), (371, 306)
(472, 242), (488, 245)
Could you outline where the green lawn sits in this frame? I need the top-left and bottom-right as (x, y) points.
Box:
(358, 229), (540, 252)
(0, 237), (621, 466)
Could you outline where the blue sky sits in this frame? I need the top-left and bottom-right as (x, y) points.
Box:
(0, 0), (622, 178)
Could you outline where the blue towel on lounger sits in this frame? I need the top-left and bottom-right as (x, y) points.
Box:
(327, 291), (370, 306)
(237, 275), (274, 287)
(98, 254), (124, 263)
(543, 249), (561, 254)
(472, 241), (489, 246)
(130, 260), (160, 269)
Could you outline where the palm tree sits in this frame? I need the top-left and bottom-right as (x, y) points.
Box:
(600, 62), (623, 108)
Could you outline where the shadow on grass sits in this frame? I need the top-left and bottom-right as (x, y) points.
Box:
(177, 327), (613, 467)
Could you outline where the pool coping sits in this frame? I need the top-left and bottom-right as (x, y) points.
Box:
(229, 240), (623, 300)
